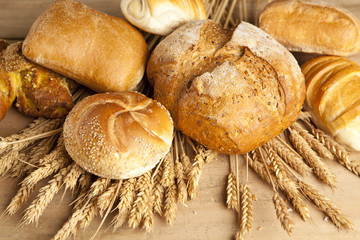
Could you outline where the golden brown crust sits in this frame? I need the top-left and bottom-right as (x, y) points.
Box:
(302, 56), (360, 150)
(23, 0), (148, 93)
(147, 20), (305, 154)
(259, 0), (360, 56)
(2, 42), (75, 119)
(63, 91), (174, 179)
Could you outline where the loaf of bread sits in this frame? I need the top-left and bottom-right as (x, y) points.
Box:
(121, 0), (206, 35)
(22, 0), (148, 93)
(259, 0), (360, 56)
(302, 56), (360, 150)
(0, 40), (14, 121)
(63, 91), (174, 179)
(0, 42), (75, 119)
(147, 20), (305, 154)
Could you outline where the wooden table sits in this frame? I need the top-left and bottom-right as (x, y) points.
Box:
(0, 1), (360, 239)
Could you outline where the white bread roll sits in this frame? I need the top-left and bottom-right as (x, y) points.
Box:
(22, 0), (148, 93)
(302, 56), (360, 150)
(259, 0), (360, 56)
(120, 0), (206, 35)
(63, 91), (174, 179)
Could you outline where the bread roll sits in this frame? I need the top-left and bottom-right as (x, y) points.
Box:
(121, 0), (206, 35)
(63, 91), (174, 179)
(0, 40), (14, 121)
(22, 0), (148, 93)
(259, 0), (360, 56)
(1, 42), (75, 119)
(147, 20), (305, 154)
(302, 56), (360, 150)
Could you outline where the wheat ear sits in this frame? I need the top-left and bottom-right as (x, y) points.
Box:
(298, 181), (354, 230)
(164, 183), (178, 224)
(273, 192), (294, 235)
(63, 163), (85, 192)
(291, 122), (334, 160)
(142, 174), (154, 233)
(268, 138), (311, 176)
(97, 180), (122, 217)
(160, 148), (175, 187)
(236, 183), (254, 239)
(128, 172), (152, 229)
(288, 128), (337, 188)
(226, 171), (238, 212)
(21, 164), (72, 226)
(152, 164), (165, 216)
(188, 147), (205, 199)
(265, 145), (310, 221)
(248, 150), (277, 187)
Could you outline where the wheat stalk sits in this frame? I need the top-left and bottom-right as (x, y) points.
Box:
(128, 172), (152, 229)
(273, 192), (294, 235)
(175, 158), (188, 204)
(160, 149), (175, 187)
(268, 138), (311, 176)
(235, 183), (253, 239)
(112, 178), (137, 230)
(249, 150), (277, 187)
(163, 184), (178, 225)
(180, 153), (192, 181)
(291, 122), (334, 160)
(97, 180), (122, 217)
(288, 128), (337, 188)
(21, 164), (72, 226)
(265, 145), (310, 221)
(187, 149), (205, 200)
(298, 180), (354, 230)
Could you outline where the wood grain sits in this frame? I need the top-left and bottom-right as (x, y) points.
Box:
(0, 0), (360, 239)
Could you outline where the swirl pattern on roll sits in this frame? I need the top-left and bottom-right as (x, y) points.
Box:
(63, 91), (174, 179)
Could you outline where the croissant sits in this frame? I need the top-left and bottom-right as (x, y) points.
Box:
(120, 0), (207, 35)
(63, 91), (174, 179)
(302, 56), (360, 150)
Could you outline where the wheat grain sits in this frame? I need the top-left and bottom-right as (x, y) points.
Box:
(288, 129), (337, 188)
(273, 192), (294, 235)
(21, 164), (72, 226)
(291, 122), (334, 160)
(128, 172), (152, 229)
(97, 180), (122, 217)
(265, 145), (310, 221)
(112, 178), (137, 230)
(226, 172), (238, 212)
(164, 184), (178, 225)
(268, 138), (311, 176)
(298, 181), (354, 230)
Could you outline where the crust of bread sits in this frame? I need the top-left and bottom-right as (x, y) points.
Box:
(259, 0), (360, 56)
(147, 20), (305, 154)
(22, 0), (148, 93)
(63, 91), (174, 179)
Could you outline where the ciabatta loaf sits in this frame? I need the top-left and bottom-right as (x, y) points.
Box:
(147, 20), (305, 154)
(259, 0), (360, 56)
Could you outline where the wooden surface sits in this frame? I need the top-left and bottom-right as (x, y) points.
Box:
(1, 0), (360, 240)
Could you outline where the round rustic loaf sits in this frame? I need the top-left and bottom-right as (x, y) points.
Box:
(147, 20), (305, 154)
(302, 56), (360, 150)
(63, 91), (174, 179)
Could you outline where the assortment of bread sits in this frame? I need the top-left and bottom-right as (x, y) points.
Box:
(120, 0), (207, 35)
(22, 0), (148, 93)
(259, 0), (360, 56)
(63, 91), (173, 179)
(0, 41), (75, 120)
(147, 20), (305, 154)
(302, 56), (360, 150)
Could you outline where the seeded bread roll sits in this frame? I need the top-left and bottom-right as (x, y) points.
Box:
(63, 91), (174, 179)
(147, 20), (305, 154)
(259, 0), (360, 56)
(22, 0), (148, 93)
(302, 56), (360, 150)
